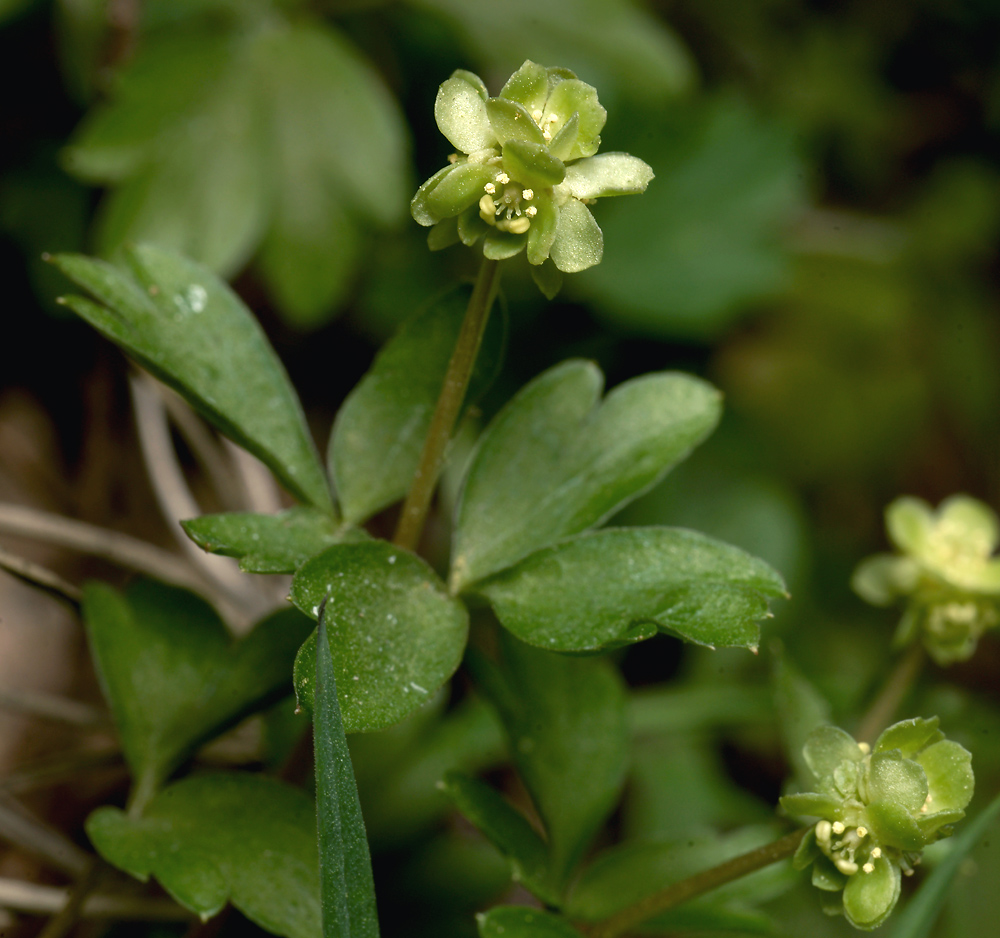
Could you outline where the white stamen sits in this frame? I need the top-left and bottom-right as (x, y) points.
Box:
(871, 847), (882, 859)
(542, 130), (552, 141)
(522, 188), (534, 200)
(496, 172), (510, 184)
(863, 862), (875, 874)
(532, 108), (543, 121)
(858, 742), (871, 754)
(484, 182), (496, 194)
(832, 822), (846, 835)
(856, 827), (868, 838)
(525, 205), (538, 217)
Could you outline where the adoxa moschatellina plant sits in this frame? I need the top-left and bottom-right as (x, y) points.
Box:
(43, 58), (989, 938)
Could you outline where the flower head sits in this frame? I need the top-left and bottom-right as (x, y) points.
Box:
(411, 61), (653, 296)
(781, 718), (973, 930)
(852, 495), (1000, 664)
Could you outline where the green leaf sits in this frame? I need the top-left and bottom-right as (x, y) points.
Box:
(86, 773), (319, 938)
(581, 95), (804, 339)
(414, 0), (693, 103)
(886, 791), (1000, 938)
(331, 285), (505, 525)
(63, 32), (231, 184)
(290, 542), (468, 732)
(182, 508), (365, 574)
(452, 361), (722, 590)
(314, 614), (379, 938)
(476, 527), (785, 652)
(250, 22), (407, 230)
(477, 906), (583, 938)
(83, 580), (313, 811)
(471, 636), (628, 889)
(51, 245), (333, 511)
(440, 772), (557, 905)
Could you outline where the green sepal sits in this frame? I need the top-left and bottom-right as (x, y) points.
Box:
(428, 216), (460, 250)
(792, 827), (820, 871)
(412, 164), (458, 226)
(483, 228), (528, 261)
(458, 204), (490, 245)
(529, 260), (563, 300)
(547, 112), (580, 162)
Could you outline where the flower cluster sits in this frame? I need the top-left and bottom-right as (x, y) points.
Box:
(411, 60), (653, 296)
(852, 495), (1000, 664)
(781, 718), (973, 930)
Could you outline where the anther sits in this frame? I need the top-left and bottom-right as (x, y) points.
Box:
(525, 205), (538, 217)
(832, 822), (846, 835)
(871, 847), (882, 859)
(858, 742), (871, 754)
(496, 172), (510, 185)
(543, 130), (552, 141)
(532, 108), (543, 121)
(834, 858), (859, 875)
(522, 188), (534, 200)
(862, 862), (875, 874)
(856, 827), (868, 838)
(484, 182), (496, 194)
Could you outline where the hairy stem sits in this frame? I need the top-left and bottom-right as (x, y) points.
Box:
(393, 258), (500, 551)
(855, 643), (925, 745)
(586, 828), (807, 938)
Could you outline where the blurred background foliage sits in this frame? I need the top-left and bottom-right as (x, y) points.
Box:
(3, 1), (1000, 936)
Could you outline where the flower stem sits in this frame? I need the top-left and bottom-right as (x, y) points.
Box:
(586, 828), (807, 938)
(855, 643), (925, 745)
(393, 258), (501, 552)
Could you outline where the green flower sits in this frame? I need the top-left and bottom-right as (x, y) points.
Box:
(852, 496), (1000, 664)
(781, 718), (973, 930)
(411, 60), (653, 296)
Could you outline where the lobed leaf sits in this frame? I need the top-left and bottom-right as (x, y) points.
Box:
(182, 508), (364, 574)
(330, 285), (505, 525)
(451, 361), (722, 590)
(290, 542), (468, 732)
(470, 636), (627, 890)
(475, 526), (785, 652)
(87, 773), (319, 938)
(52, 245), (333, 511)
(82, 579), (312, 810)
